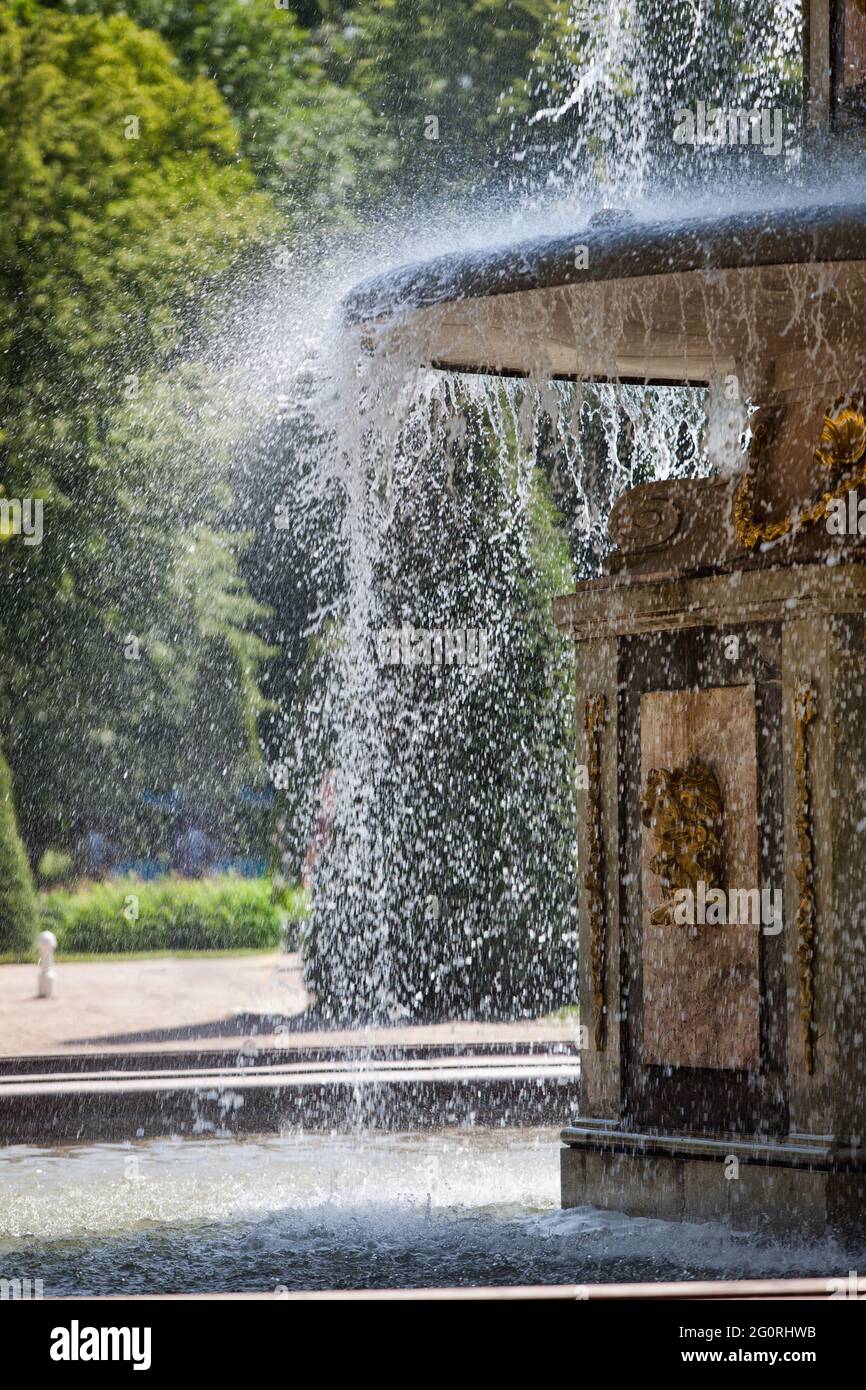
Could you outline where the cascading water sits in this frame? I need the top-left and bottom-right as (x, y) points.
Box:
(512, 0), (803, 204)
(281, 365), (711, 1023)
(265, 2), (810, 1027)
(2, 1131), (861, 1295)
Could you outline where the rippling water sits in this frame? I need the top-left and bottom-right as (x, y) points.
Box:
(1, 1130), (862, 1295)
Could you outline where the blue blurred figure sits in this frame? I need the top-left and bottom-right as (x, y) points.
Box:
(74, 827), (117, 881)
(172, 819), (216, 878)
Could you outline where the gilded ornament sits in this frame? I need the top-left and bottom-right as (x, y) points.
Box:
(640, 758), (724, 928)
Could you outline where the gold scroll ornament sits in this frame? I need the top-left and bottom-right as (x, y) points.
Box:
(640, 758), (724, 928)
(734, 400), (866, 549)
(793, 681), (818, 1074)
(584, 696), (607, 1050)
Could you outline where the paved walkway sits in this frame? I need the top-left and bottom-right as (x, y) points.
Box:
(0, 953), (581, 1057)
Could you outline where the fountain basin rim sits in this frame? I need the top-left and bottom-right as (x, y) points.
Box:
(561, 1123), (866, 1168)
(342, 200), (866, 328)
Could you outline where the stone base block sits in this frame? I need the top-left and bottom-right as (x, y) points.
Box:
(561, 1124), (866, 1235)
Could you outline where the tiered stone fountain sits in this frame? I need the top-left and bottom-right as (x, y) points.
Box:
(344, 1), (866, 1233)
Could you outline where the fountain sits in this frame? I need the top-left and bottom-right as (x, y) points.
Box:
(341, 1), (866, 1234)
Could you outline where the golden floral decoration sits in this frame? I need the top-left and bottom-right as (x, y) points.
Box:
(733, 399), (866, 549)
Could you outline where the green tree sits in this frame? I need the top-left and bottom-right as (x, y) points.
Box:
(0, 7), (278, 858)
(5, 365), (279, 859)
(319, 0), (558, 199)
(0, 743), (37, 954)
(50, 0), (388, 225)
(0, 7), (275, 432)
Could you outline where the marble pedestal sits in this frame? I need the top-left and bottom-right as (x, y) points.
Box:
(554, 559), (866, 1234)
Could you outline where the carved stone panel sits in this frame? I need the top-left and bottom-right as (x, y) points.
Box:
(640, 686), (761, 1072)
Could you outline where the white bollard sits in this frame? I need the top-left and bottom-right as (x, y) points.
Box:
(37, 930), (57, 999)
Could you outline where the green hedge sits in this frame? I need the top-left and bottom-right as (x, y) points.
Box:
(38, 876), (290, 954)
(0, 746), (37, 954)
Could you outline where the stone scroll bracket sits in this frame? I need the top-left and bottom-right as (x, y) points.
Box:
(793, 680), (818, 1075)
(583, 695), (607, 1052)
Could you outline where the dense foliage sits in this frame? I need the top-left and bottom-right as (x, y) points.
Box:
(38, 875), (290, 952)
(0, 0), (559, 875)
(0, 743), (38, 953)
(0, 4), (278, 859)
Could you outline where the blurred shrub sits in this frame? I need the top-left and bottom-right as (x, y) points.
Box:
(36, 849), (75, 890)
(271, 877), (310, 951)
(270, 877), (309, 916)
(38, 875), (295, 953)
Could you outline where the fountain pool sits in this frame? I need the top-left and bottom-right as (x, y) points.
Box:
(1, 1130), (864, 1295)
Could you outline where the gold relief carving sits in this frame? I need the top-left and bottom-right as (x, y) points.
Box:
(640, 758), (724, 927)
(793, 681), (818, 1075)
(733, 398), (866, 549)
(584, 695), (607, 1050)
(640, 688), (760, 1072)
(814, 405), (866, 472)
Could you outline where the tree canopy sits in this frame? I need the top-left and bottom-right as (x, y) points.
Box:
(0, 0), (577, 889)
(0, 5), (277, 856)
